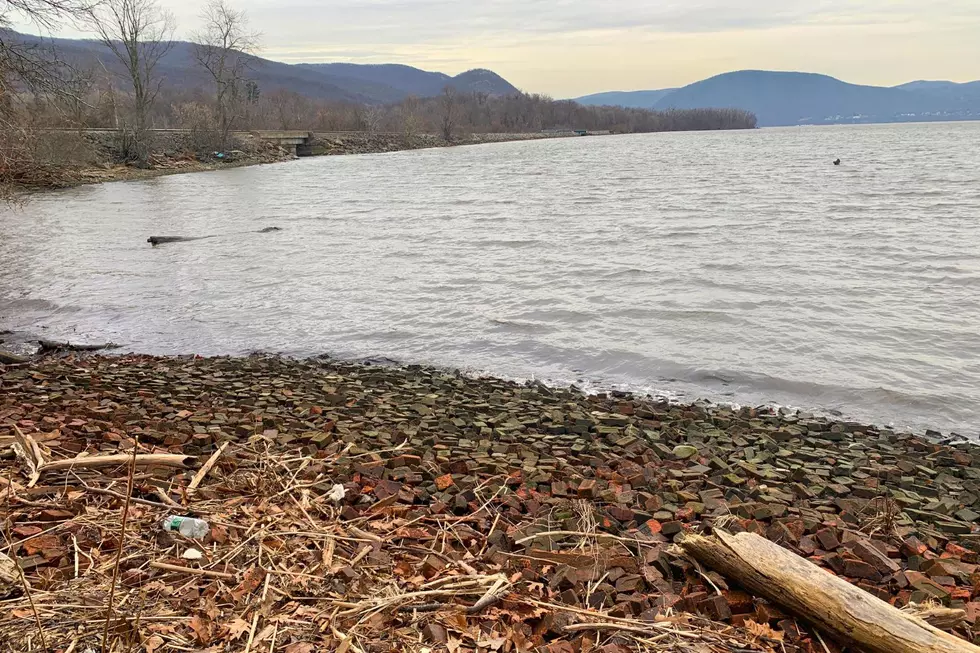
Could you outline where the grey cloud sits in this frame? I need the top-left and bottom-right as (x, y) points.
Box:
(244, 0), (978, 45)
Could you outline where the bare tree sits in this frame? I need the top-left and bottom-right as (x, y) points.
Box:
(439, 85), (460, 142)
(191, 0), (259, 148)
(1, 0), (100, 199)
(90, 0), (175, 165)
(362, 105), (383, 133)
(399, 94), (422, 144)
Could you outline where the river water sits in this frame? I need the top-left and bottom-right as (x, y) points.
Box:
(2, 122), (980, 435)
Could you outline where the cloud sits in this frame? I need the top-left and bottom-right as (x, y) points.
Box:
(244, 0), (980, 43)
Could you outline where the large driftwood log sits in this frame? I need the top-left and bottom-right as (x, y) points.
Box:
(38, 339), (118, 352)
(0, 350), (27, 364)
(38, 453), (195, 474)
(680, 531), (980, 653)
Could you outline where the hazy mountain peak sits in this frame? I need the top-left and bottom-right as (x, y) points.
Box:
(579, 69), (980, 126)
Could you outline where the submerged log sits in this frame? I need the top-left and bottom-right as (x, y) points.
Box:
(147, 235), (213, 245)
(147, 227), (281, 246)
(680, 531), (980, 653)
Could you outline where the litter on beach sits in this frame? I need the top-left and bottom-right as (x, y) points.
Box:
(2, 353), (980, 652)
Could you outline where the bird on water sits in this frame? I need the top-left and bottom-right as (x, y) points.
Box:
(834, 158), (841, 166)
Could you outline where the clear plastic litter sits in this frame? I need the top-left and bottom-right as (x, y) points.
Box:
(162, 515), (210, 539)
(327, 484), (346, 502)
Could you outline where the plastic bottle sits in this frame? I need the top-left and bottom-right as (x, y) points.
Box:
(162, 515), (210, 539)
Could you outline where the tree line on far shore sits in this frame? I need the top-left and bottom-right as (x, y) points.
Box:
(0, 0), (757, 194)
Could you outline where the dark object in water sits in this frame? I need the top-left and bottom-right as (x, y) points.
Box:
(833, 158), (841, 166)
(147, 236), (211, 245)
(147, 227), (281, 246)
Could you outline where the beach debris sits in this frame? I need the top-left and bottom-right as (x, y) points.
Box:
(38, 339), (118, 353)
(0, 554), (20, 600)
(3, 353), (980, 652)
(0, 350), (26, 364)
(327, 483), (347, 502)
(681, 530), (980, 653)
(181, 547), (204, 560)
(163, 516), (210, 539)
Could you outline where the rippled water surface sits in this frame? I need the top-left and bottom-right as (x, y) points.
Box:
(3, 123), (980, 434)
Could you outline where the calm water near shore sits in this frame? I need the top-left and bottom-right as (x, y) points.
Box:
(2, 122), (980, 435)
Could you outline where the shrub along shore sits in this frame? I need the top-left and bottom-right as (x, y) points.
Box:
(2, 353), (980, 652)
(11, 130), (598, 192)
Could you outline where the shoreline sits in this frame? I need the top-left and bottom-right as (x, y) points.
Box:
(0, 330), (964, 443)
(19, 130), (584, 192)
(2, 352), (980, 649)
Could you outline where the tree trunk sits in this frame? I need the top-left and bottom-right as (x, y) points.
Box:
(680, 531), (980, 653)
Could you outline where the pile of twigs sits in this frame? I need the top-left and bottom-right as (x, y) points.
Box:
(1, 429), (773, 652)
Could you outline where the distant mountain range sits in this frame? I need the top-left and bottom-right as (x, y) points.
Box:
(575, 71), (980, 126)
(5, 31), (519, 103)
(9, 30), (979, 126)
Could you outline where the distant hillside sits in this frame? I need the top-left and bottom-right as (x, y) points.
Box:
(297, 63), (518, 98)
(4, 31), (520, 104)
(577, 71), (980, 127)
(574, 89), (676, 108)
(653, 70), (980, 126)
(894, 80), (980, 103)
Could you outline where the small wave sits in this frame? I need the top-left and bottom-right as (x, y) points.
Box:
(488, 317), (555, 333)
(602, 268), (651, 279)
(607, 307), (742, 324)
(510, 308), (597, 324)
(657, 230), (704, 240)
(476, 239), (539, 248)
(0, 298), (83, 316)
(677, 366), (962, 417)
(935, 275), (980, 287)
(701, 261), (743, 271)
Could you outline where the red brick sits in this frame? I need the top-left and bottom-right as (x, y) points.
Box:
(815, 528), (841, 551)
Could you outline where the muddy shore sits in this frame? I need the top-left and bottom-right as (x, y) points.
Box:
(2, 353), (980, 651)
(32, 131), (578, 191)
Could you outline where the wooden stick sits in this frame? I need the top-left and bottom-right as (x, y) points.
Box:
(347, 526), (382, 545)
(348, 545), (372, 567)
(12, 555), (47, 651)
(188, 442), (229, 491)
(101, 437), (138, 653)
(39, 453), (193, 474)
(564, 623), (670, 639)
(12, 424), (43, 488)
(148, 561), (236, 580)
(81, 485), (174, 510)
(514, 530), (642, 546)
(680, 531), (980, 653)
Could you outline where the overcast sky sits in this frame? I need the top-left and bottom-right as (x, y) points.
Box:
(16, 0), (980, 97)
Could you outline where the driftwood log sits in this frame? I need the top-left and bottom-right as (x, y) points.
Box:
(0, 350), (27, 364)
(38, 339), (118, 352)
(680, 531), (980, 653)
(37, 453), (194, 474)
